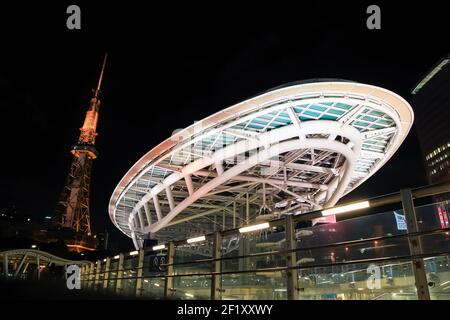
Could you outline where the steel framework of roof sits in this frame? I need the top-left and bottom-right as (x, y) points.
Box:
(109, 80), (414, 249)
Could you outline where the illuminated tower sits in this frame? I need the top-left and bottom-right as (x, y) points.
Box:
(55, 54), (108, 251)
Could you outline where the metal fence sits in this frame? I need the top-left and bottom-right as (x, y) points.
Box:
(80, 183), (450, 300)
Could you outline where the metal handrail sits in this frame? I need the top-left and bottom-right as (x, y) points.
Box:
(159, 226), (450, 268)
(82, 249), (450, 281)
(141, 181), (450, 248)
(86, 226), (450, 279)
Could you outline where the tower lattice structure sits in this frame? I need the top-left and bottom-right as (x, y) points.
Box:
(55, 54), (108, 249)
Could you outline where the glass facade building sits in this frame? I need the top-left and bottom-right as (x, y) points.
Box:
(411, 55), (450, 184)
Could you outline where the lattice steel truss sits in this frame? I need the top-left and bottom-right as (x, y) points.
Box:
(56, 153), (93, 234)
(55, 54), (107, 245)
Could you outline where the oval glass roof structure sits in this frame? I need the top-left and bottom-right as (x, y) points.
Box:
(109, 80), (414, 248)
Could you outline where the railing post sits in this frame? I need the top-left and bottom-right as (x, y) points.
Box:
(82, 264), (89, 289)
(164, 241), (175, 299)
(36, 255), (40, 280)
(89, 262), (95, 289)
(401, 188), (431, 300)
(79, 265), (84, 286)
(94, 260), (101, 290)
(82, 265), (88, 288)
(103, 258), (111, 290)
(211, 232), (222, 300)
(115, 253), (125, 294)
(285, 214), (298, 300)
(135, 249), (145, 297)
(78, 264), (82, 284)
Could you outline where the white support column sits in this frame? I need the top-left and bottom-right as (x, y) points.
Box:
(128, 219), (134, 231)
(153, 195), (163, 221)
(131, 232), (140, 250)
(138, 207), (145, 228)
(144, 201), (152, 225)
(135, 249), (145, 297)
(185, 174), (195, 195)
(166, 187), (175, 211)
(12, 258), (18, 273)
(164, 241), (175, 299)
(325, 161), (355, 207)
(325, 175), (339, 202)
(133, 214), (140, 229)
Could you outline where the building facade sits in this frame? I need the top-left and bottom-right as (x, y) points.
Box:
(411, 54), (450, 228)
(411, 55), (450, 184)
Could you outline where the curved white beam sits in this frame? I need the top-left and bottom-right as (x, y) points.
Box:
(127, 121), (361, 233)
(129, 121), (360, 214)
(147, 137), (359, 233)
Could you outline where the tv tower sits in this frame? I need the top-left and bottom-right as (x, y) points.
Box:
(55, 54), (108, 252)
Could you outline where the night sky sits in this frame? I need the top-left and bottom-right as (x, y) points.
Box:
(0, 1), (448, 251)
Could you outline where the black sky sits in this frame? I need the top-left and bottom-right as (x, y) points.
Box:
(0, 1), (449, 251)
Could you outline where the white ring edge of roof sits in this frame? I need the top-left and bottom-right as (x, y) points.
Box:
(109, 81), (414, 237)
